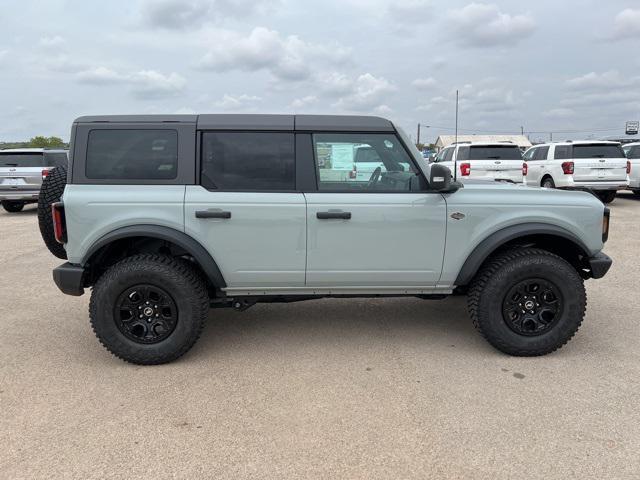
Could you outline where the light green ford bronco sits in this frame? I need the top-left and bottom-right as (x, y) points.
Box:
(38, 114), (612, 364)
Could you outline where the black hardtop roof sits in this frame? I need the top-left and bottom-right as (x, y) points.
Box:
(74, 114), (394, 132)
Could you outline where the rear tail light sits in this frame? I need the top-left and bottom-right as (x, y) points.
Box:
(459, 162), (471, 176)
(561, 161), (574, 175)
(349, 166), (357, 179)
(602, 207), (610, 243)
(522, 162), (528, 176)
(51, 202), (67, 244)
(627, 160), (631, 174)
(42, 168), (52, 180)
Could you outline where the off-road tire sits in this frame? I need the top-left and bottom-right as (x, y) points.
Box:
(596, 191), (617, 204)
(541, 177), (555, 189)
(468, 248), (586, 356)
(90, 254), (209, 365)
(1, 201), (25, 212)
(37, 165), (67, 259)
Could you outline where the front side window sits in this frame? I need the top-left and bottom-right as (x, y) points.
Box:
(534, 146), (549, 160)
(523, 148), (536, 161)
(313, 133), (419, 191)
(86, 130), (178, 180)
(201, 132), (295, 191)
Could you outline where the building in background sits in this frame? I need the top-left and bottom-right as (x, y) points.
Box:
(434, 135), (532, 151)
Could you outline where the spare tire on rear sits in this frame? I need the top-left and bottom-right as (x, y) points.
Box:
(38, 165), (68, 259)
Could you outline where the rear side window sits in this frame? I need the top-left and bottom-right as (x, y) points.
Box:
(554, 145), (571, 159)
(44, 152), (68, 168)
(459, 145), (522, 160)
(573, 144), (625, 159)
(626, 145), (640, 159)
(201, 132), (295, 191)
(0, 153), (45, 167)
(86, 130), (178, 180)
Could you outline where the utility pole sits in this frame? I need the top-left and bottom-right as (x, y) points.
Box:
(550, 132), (553, 142)
(455, 90), (459, 144)
(520, 126), (524, 136)
(416, 123), (421, 146)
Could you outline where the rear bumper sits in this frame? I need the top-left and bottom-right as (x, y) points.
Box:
(562, 181), (627, 191)
(587, 252), (612, 279)
(0, 190), (39, 201)
(52, 262), (85, 296)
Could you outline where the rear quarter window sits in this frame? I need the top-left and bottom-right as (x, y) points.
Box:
(85, 130), (178, 180)
(462, 146), (522, 160)
(572, 144), (625, 159)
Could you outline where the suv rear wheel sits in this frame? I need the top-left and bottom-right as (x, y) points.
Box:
(90, 254), (209, 365)
(541, 177), (555, 189)
(1, 200), (25, 212)
(468, 248), (586, 356)
(596, 191), (616, 204)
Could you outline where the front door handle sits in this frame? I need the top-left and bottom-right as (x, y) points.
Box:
(195, 210), (231, 219)
(317, 211), (351, 220)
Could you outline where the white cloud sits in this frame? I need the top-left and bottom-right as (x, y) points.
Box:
(130, 70), (187, 99)
(215, 93), (261, 110)
(565, 70), (638, 91)
(75, 67), (186, 98)
(76, 66), (126, 84)
(446, 3), (536, 47)
(543, 108), (575, 119)
(388, 0), (431, 23)
(290, 95), (318, 109)
(610, 9), (640, 41)
(332, 73), (396, 112)
(198, 27), (350, 81)
(39, 35), (65, 48)
(140, 0), (280, 30)
(412, 77), (437, 89)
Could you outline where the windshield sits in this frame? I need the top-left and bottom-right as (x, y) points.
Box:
(458, 145), (522, 160)
(0, 153), (45, 167)
(573, 144), (625, 159)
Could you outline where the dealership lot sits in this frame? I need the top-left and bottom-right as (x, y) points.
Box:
(1, 195), (639, 479)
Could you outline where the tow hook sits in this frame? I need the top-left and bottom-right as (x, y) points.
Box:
(232, 298), (256, 311)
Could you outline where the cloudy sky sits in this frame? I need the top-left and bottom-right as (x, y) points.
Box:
(1, 0), (639, 143)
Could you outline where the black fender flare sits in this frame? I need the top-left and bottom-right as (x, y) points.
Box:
(82, 225), (227, 288)
(454, 223), (591, 286)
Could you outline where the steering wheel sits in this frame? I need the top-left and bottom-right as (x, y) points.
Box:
(367, 167), (382, 189)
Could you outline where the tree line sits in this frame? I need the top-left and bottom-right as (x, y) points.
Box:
(0, 136), (69, 149)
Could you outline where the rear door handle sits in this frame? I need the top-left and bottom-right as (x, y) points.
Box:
(317, 211), (351, 220)
(195, 210), (231, 219)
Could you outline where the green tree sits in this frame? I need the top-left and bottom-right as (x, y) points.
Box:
(28, 136), (66, 148)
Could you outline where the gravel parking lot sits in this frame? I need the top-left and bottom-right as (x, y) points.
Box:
(1, 194), (639, 480)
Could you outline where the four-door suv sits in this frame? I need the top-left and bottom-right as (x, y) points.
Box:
(0, 148), (68, 212)
(622, 142), (640, 196)
(522, 141), (628, 203)
(41, 114), (612, 365)
(432, 141), (524, 183)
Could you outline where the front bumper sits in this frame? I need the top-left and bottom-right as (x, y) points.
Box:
(586, 252), (612, 279)
(53, 262), (85, 296)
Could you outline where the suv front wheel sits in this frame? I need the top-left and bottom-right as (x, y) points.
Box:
(90, 254), (209, 364)
(468, 248), (586, 356)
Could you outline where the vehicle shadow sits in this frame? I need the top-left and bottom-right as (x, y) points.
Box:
(194, 295), (484, 356)
(0, 204), (38, 215)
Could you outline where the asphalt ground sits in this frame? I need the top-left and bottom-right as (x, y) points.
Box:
(1, 193), (639, 479)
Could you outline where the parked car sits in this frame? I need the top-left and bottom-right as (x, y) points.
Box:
(40, 114), (611, 365)
(432, 141), (524, 183)
(622, 142), (640, 196)
(523, 141), (628, 204)
(0, 148), (68, 212)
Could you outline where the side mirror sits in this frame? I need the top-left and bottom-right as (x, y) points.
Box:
(429, 163), (460, 193)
